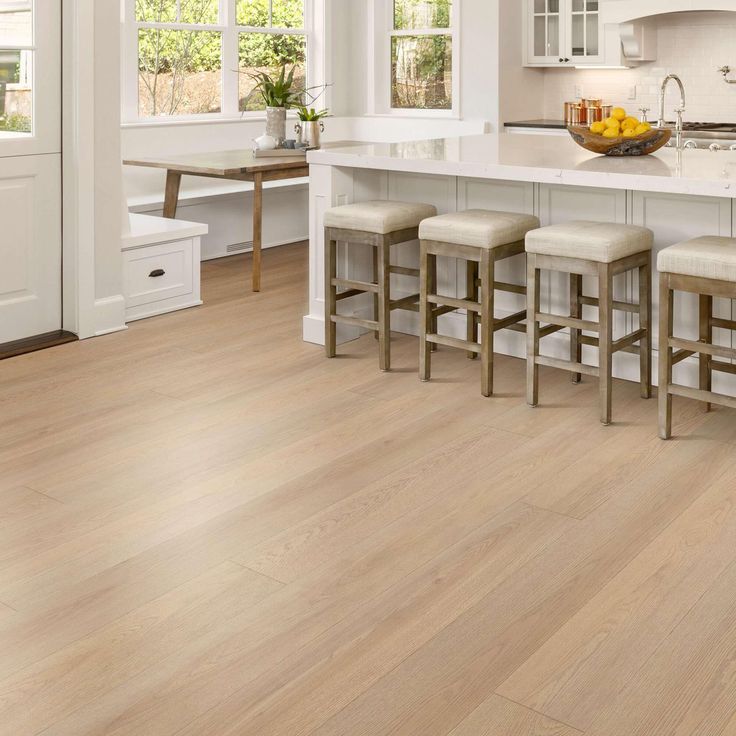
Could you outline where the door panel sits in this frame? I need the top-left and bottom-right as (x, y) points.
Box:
(0, 0), (62, 343)
(0, 152), (61, 342)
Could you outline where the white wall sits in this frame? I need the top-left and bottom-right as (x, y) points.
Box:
(458, 0), (500, 125)
(498, 0), (545, 124)
(540, 11), (736, 122)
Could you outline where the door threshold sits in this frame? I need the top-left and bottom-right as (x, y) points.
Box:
(0, 330), (78, 360)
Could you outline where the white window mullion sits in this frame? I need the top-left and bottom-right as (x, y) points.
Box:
(222, 0), (239, 115)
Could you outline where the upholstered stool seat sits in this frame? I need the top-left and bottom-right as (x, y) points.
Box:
(419, 210), (540, 249)
(526, 221), (654, 263)
(419, 210), (541, 397)
(526, 221), (654, 425)
(324, 200), (438, 372)
(657, 236), (736, 282)
(658, 236), (736, 439)
(324, 200), (437, 235)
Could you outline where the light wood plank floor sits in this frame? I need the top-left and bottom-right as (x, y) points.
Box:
(2, 243), (736, 736)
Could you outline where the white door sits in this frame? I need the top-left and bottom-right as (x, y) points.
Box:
(0, 0), (62, 343)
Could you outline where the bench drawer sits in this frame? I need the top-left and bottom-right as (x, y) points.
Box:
(123, 237), (201, 321)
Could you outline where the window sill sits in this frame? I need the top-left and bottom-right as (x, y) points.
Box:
(121, 113), (300, 130)
(364, 111), (462, 121)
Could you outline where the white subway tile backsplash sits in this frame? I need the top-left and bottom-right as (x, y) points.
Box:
(542, 12), (736, 122)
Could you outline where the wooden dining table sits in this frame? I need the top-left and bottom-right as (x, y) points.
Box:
(123, 149), (310, 292)
(124, 143), (363, 292)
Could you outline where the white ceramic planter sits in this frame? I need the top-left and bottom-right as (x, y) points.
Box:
(265, 106), (287, 143)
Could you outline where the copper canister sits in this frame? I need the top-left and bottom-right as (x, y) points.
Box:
(568, 106), (583, 125)
(564, 101), (579, 124)
(582, 98), (602, 108)
(600, 104), (613, 120)
(585, 105), (603, 124)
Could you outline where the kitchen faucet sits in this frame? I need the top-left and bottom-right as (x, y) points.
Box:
(658, 74), (686, 150)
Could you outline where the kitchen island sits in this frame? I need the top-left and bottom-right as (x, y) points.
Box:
(305, 134), (736, 390)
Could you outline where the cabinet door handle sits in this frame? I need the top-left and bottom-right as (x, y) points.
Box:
(149, 268), (165, 278)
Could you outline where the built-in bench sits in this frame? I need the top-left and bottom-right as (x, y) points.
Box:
(125, 176), (309, 261)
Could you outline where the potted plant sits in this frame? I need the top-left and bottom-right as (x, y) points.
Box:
(295, 106), (330, 148)
(248, 66), (302, 143)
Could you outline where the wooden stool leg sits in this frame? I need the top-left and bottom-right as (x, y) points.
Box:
(598, 263), (614, 425)
(659, 273), (674, 439)
(480, 250), (495, 397)
(466, 260), (479, 360)
(700, 293), (713, 412)
(526, 254), (540, 407)
(639, 254), (653, 399)
(429, 249), (438, 353)
(325, 236), (337, 358)
(372, 247), (379, 341)
(570, 273), (583, 383)
(377, 240), (391, 371)
(419, 242), (433, 382)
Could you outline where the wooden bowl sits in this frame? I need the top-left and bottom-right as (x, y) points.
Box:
(567, 125), (672, 157)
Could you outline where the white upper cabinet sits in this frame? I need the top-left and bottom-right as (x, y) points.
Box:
(525, 0), (605, 66)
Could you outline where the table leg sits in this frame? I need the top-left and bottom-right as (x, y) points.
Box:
(252, 172), (263, 292)
(163, 171), (181, 219)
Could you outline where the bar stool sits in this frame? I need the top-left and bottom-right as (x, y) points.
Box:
(324, 200), (437, 371)
(418, 210), (541, 396)
(658, 236), (736, 439)
(525, 221), (654, 425)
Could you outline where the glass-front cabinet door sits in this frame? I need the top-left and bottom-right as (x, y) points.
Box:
(528, 0), (565, 65)
(568, 0), (604, 63)
(526, 0), (605, 66)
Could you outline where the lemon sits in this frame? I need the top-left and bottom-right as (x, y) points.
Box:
(589, 121), (606, 135)
(612, 107), (627, 122)
(621, 117), (639, 131)
(602, 127), (620, 139)
(634, 122), (652, 136)
(622, 128), (636, 138)
(604, 117), (621, 130)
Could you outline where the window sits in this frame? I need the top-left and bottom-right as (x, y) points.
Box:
(237, 0), (307, 113)
(0, 0), (33, 135)
(124, 0), (310, 120)
(390, 0), (454, 112)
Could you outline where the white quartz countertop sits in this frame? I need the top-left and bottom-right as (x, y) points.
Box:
(308, 134), (736, 199)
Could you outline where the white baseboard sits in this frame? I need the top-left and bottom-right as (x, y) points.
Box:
(94, 295), (128, 336)
(303, 312), (364, 346)
(204, 234), (309, 261)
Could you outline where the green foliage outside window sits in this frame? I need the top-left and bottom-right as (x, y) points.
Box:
(393, 0), (451, 30)
(391, 0), (453, 110)
(136, 0), (306, 117)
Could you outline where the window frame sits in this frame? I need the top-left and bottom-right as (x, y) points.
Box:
(369, 0), (460, 118)
(121, 0), (319, 124)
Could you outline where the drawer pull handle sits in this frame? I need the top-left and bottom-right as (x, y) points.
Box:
(149, 268), (166, 278)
